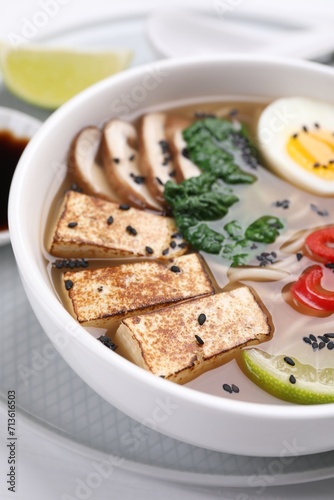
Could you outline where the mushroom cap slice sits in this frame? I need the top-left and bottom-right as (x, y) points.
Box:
(166, 115), (201, 182)
(68, 126), (120, 202)
(139, 113), (177, 206)
(102, 119), (163, 212)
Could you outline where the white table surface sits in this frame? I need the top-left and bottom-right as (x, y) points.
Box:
(1, 1), (334, 498)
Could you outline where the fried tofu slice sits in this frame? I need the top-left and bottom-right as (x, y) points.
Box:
(63, 253), (214, 326)
(116, 287), (271, 384)
(48, 190), (188, 259)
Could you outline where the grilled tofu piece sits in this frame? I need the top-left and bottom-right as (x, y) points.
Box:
(62, 253), (214, 326)
(48, 190), (188, 259)
(102, 120), (163, 211)
(139, 113), (176, 206)
(116, 287), (271, 384)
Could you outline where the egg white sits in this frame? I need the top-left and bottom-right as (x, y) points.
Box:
(257, 97), (334, 196)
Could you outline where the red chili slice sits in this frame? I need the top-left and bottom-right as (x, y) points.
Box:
(305, 227), (334, 263)
(291, 265), (334, 311)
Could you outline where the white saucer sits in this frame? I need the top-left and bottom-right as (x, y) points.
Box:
(0, 107), (41, 246)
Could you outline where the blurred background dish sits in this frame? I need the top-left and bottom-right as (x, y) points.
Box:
(147, 7), (334, 61)
(0, 107), (41, 246)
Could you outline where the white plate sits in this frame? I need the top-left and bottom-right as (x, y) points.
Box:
(2, 240), (334, 488)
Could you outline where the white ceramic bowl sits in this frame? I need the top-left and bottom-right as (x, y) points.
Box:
(0, 107), (41, 246)
(8, 55), (334, 457)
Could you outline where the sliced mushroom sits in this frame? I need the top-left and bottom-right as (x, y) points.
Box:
(102, 120), (163, 211)
(165, 115), (201, 182)
(68, 126), (120, 202)
(139, 113), (177, 206)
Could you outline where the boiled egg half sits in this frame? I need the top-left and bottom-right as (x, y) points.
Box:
(257, 97), (334, 195)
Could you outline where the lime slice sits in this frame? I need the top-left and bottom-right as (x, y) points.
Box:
(0, 43), (133, 109)
(241, 348), (334, 404)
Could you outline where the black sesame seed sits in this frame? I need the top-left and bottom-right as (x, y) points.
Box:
(129, 154), (135, 161)
(319, 341), (326, 350)
(145, 246), (154, 255)
(195, 334), (204, 345)
(170, 265), (181, 273)
(329, 160), (334, 164)
(119, 204), (130, 210)
(284, 356), (295, 366)
(302, 126), (308, 133)
(170, 240), (177, 249)
(314, 123), (320, 128)
(324, 333), (334, 338)
(178, 242), (187, 249)
(81, 258), (89, 268)
(162, 248), (169, 256)
(223, 383), (233, 394)
(113, 158), (120, 164)
(292, 133), (298, 139)
(133, 175), (145, 185)
(69, 260), (75, 269)
(327, 341), (334, 350)
(169, 170), (176, 178)
(182, 148), (190, 159)
(303, 336), (312, 345)
(325, 263), (334, 269)
(65, 279), (73, 291)
(289, 374), (296, 384)
(171, 232), (182, 239)
(98, 335), (117, 351)
(68, 221), (78, 228)
(126, 225), (137, 236)
(231, 384), (240, 393)
(296, 252), (303, 261)
(310, 203), (329, 217)
(309, 334), (317, 342)
(54, 260), (63, 269)
(229, 109), (239, 117)
(158, 140), (169, 154)
(63, 259), (69, 268)
(318, 335), (330, 343)
(97, 286), (103, 292)
(156, 177), (164, 186)
(75, 260), (82, 268)
(313, 162), (320, 168)
(198, 313), (206, 326)
(312, 341), (319, 350)
(70, 182), (83, 193)
(107, 216), (114, 225)
(162, 157), (170, 166)
(275, 199), (290, 209)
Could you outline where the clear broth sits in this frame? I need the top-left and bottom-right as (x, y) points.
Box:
(44, 98), (334, 404)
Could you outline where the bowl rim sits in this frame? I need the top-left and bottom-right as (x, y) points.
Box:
(9, 53), (334, 422)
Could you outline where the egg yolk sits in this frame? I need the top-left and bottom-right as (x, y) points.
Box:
(286, 127), (334, 180)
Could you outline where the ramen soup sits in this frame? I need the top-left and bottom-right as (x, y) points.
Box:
(44, 96), (334, 405)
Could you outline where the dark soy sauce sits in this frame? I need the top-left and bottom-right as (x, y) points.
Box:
(0, 130), (29, 231)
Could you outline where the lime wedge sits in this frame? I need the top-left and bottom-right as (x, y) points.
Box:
(241, 348), (334, 404)
(0, 43), (133, 109)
